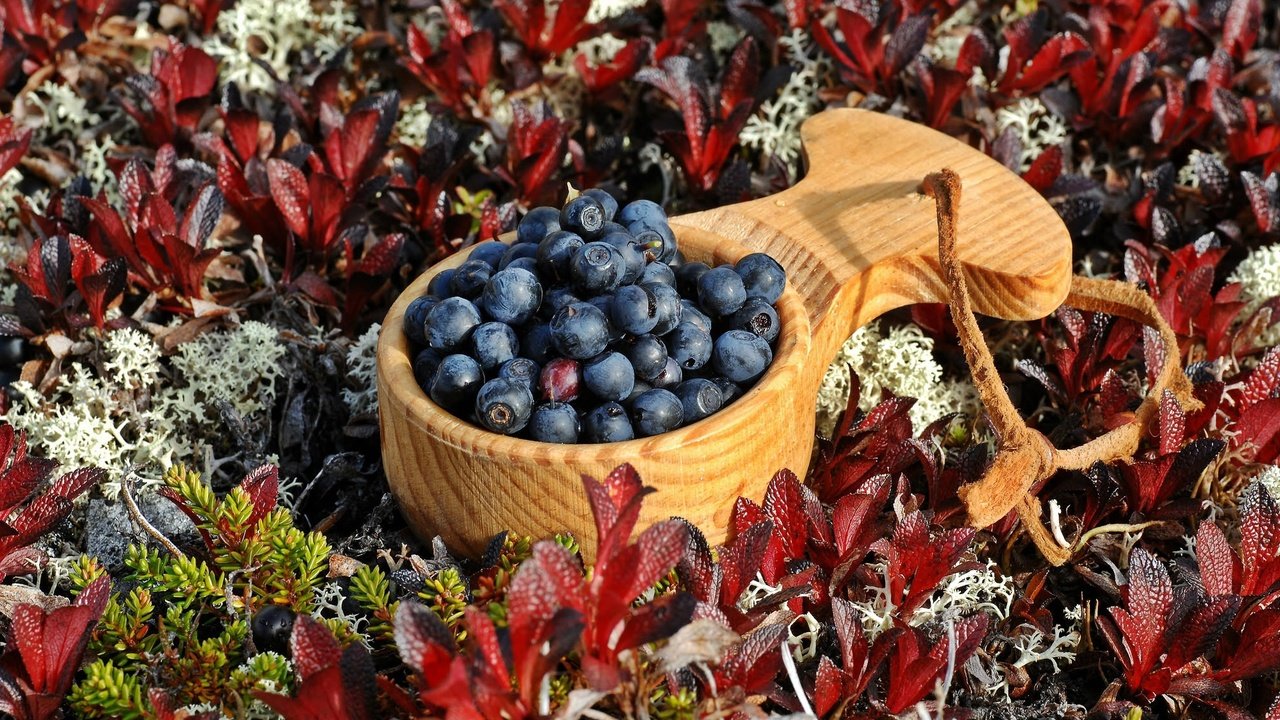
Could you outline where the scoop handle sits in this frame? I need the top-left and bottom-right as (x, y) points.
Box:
(670, 109), (1072, 387)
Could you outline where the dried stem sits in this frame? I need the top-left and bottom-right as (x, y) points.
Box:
(121, 467), (185, 559)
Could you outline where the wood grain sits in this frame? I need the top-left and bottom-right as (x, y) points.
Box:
(377, 108), (1072, 558)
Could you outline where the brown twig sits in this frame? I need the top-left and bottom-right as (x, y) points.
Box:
(120, 466), (185, 559)
(922, 169), (1200, 566)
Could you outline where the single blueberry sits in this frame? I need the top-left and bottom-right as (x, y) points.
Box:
(735, 252), (787, 303)
(517, 206), (561, 244)
(698, 266), (748, 316)
(498, 357), (540, 390)
(582, 402), (635, 443)
(481, 267), (543, 325)
(665, 322), (713, 370)
(430, 354), (485, 412)
(675, 261), (711, 298)
(475, 378), (534, 434)
(471, 322), (519, 371)
(629, 389), (684, 437)
(712, 329), (773, 383)
(425, 297), (482, 352)
(647, 282), (682, 335)
(528, 402), (580, 443)
(611, 284), (660, 336)
(569, 242), (626, 294)
(427, 268), (457, 298)
(403, 295), (438, 347)
(730, 297), (781, 343)
(499, 242), (539, 269)
(583, 188), (619, 222)
(562, 195), (606, 237)
(469, 241), (508, 269)
(582, 351), (635, 402)
(550, 302), (611, 360)
(638, 261), (676, 287)
(522, 322), (557, 364)
(675, 378), (724, 424)
(536, 230), (585, 283)
(622, 334), (668, 381)
(450, 259), (492, 299)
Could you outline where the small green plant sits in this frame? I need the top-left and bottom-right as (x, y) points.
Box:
(67, 464), (330, 717)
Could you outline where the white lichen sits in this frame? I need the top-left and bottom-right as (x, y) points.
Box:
(740, 30), (828, 175)
(706, 21), (746, 59)
(586, 0), (649, 23)
(816, 321), (981, 437)
(26, 81), (102, 141)
(312, 581), (370, 645)
(911, 560), (1016, 627)
(343, 323), (380, 416)
(1229, 243), (1280, 347)
(396, 98), (433, 148)
(204, 0), (359, 94)
(995, 97), (1068, 172)
(1259, 465), (1280, 502)
(4, 323), (286, 497)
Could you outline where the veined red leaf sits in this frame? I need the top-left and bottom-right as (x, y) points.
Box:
(266, 159), (311, 240)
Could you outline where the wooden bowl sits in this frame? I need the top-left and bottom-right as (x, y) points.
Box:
(377, 109), (1072, 557)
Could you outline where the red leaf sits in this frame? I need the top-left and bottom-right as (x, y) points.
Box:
(1023, 145), (1063, 193)
(1197, 520), (1238, 597)
(1239, 482), (1280, 597)
(239, 465), (278, 526)
(266, 159), (311, 240)
(1108, 548), (1172, 692)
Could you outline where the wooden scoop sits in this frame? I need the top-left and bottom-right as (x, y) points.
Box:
(376, 108), (1072, 557)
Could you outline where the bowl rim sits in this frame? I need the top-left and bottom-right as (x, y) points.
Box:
(377, 227), (814, 460)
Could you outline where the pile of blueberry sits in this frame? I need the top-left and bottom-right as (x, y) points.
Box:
(401, 189), (787, 443)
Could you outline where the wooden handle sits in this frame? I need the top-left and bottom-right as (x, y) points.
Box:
(671, 109), (1072, 385)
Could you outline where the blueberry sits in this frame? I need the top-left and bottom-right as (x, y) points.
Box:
(675, 379), (724, 424)
(624, 381), (653, 404)
(629, 389), (684, 437)
(412, 348), (444, 390)
(252, 605), (296, 655)
(638, 261), (676, 287)
(522, 322), (557, 364)
(583, 188), (618, 222)
(611, 284), (659, 336)
(403, 295), (438, 347)
(712, 376), (744, 404)
(629, 222), (678, 263)
(617, 199), (666, 227)
(450, 259), (492, 299)
(675, 261), (710, 298)
(665, 322), (713, 370)
(679, 299), (712, 334)
(471, 322), (519, 371)
(517, 206), (561, 244)
(469, 241), (508, 269)
(430, 354), (485, 411)
(426, 297), (482, 352)
(598, 220), (629, 236)
(569, 242), (626, 294)
(622, 334), (668, 381)
(647, 282), (682, 335)
(427, 268), (457, 298)
(652, 356), (682, 388)
(582, 402), (634, 443)
(712, 329), (773, 383)
(587, 292), (615, 319)
(504, 256), (539, 274)
(698, 267), (747, 316)
(498, 357), (540, 390)
(542, 286), (582, 318)
(582, 351), (635, 402)
(475, 378), (534, 434)
(561, 195), (606, 237)
(529, 402), (580, 443)
(598, 231), (645, 284)
(730, 297), (781, 343)
(499, 242), (539, 269)
(735, 253), (787, 303)
(539, 357), (581, 402)
(481, 268), (542, 325)
(550, 302), (611, 359)
(536, 230), (584, 282)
